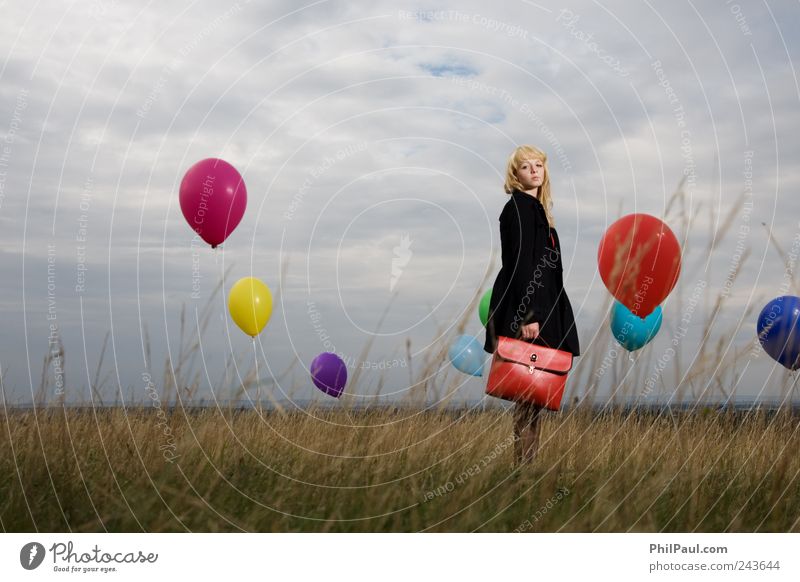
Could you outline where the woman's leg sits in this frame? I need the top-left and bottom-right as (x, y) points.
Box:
(513, 402), (543, 464)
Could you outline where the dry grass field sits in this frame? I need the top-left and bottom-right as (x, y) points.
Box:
(1, 405), (798, 532)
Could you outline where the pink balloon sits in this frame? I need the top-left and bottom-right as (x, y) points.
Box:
(179, 158), (247, 248)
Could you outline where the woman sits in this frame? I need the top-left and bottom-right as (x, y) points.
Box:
(483, 145), (580, 465)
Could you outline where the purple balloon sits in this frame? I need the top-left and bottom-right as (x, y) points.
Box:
(179, 158), (247, 248)
(310, 352), (348, 398)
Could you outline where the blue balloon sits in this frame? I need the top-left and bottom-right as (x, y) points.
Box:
(610, 301), (663, 351)
(448, 335), (485, 376)
(757, 296), (800, 370)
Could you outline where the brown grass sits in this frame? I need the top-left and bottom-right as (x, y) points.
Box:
(0, 406), (798, 532)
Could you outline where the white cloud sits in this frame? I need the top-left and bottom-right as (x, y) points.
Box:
(1, 0), (799, 404)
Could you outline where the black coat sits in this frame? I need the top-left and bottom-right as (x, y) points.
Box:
(483, 189), (580, 356)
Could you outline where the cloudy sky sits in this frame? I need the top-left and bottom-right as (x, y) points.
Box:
(1, 0), (799, 407)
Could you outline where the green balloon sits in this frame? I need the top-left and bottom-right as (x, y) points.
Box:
(479, 289), (492, 326)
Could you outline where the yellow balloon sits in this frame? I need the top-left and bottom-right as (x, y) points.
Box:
(228, 277), (273, 337)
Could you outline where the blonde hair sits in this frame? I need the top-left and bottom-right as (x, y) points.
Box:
(503, 145), (554, 226)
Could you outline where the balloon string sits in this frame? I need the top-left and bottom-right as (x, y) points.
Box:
(789, 368), (800, 402)
(253, 338), (260, 411)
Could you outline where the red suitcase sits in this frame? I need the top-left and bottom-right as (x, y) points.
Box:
(486, 336), (573, 410)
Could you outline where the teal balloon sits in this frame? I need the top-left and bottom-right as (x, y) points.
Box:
(479, 289), (492, 326)
(610, 301), (663, 351)
(448, 335), (485, 376)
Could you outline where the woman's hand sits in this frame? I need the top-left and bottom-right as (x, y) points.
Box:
(521, 322), (540, 340)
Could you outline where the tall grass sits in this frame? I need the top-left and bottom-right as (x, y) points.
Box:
(1, 406), (798, 531)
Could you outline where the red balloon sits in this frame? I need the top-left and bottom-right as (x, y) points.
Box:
(597, 214), (681, 317)
(179, 158), (247, 248)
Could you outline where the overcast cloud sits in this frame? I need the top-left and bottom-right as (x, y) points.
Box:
(1, 0), (799, 407)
